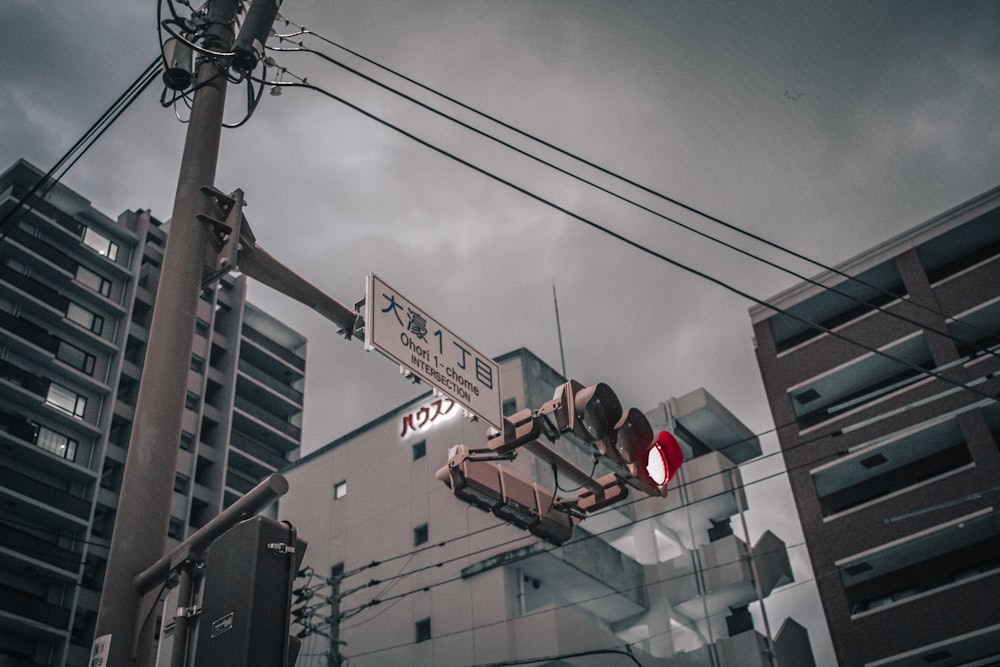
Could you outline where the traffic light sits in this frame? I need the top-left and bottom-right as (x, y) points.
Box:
(546, 380), (684, 498)
(437, 446), (577, 545)
(194, 516), (306, 666)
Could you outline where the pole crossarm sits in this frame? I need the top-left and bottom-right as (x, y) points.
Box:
(238, 242), (364, 339)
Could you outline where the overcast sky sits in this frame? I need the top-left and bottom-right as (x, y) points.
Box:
(4, 1), (1000, 664)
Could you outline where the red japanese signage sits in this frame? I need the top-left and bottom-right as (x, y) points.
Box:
(400, 397), (458, 438)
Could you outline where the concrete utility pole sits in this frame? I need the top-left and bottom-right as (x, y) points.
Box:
(93, 2), (239, 665)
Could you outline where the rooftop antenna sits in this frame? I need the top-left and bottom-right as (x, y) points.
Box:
(553, 282), (567, 379)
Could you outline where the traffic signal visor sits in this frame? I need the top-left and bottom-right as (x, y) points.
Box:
(571, 381), (623, 441)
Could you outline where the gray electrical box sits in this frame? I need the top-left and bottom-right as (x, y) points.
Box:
(193, 516), (306, 666)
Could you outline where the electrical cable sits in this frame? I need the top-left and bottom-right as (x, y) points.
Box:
(311, 360), (997, 592)
(254, 72), (999, 408)
(463, 648), (644, 667)
(275, 16), (1000, 352)
(335, 430), (1000, 619)
(267, 39), (1000, 368)
(0, 56), (163, 234)
(341, 512), (998, 665)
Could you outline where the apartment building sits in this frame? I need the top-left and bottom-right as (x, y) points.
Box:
(0, 159), (306, 667)
(277, 348), (814, 666)
(749, 186), (1000, 666)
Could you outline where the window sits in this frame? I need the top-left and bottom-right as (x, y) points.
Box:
(66, 301), (104, 335)
(56, 339), (96, 375)
(46, 382), (86, 418)
(34, 423), (78, 461)
(168, 517), (184, 540)
(414, 523), (428, 546)
(92, 506), (115, 539)
(83, 226), (119, 262)
(75, 264), (111, 297)
(101, 461), (121, 490)
(334, 480), (347, 500)
(415, 618), (431, 643)
(502, 398), (518, 416)
(412, 440), (426, 461)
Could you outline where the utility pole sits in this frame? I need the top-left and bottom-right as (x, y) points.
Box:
(92, 2), (238, 665)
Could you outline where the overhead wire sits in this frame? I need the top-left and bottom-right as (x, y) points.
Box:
(299, 359), (998, 596)
(9, 9), (985, 659)
(252, 67), (999, 408)
(230, 21), (998, 661)
(312, 394), (1000, 626)
(339, 543), (832, 662)
(0, 56), (163, 235)
(265, 37), (1000, 369)
(273, 15), (1000, 351)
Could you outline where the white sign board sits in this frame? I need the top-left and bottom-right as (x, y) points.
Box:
(365, 273), (503, 430)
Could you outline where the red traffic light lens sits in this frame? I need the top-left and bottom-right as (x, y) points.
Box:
(645, 442), (669, 485)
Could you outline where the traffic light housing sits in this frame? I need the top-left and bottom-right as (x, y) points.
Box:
(437, 446), (577, 545)
(546, 381), (684, 497)
(194, 516), (306, 666)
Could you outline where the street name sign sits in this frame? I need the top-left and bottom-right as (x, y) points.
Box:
(365, 273), (503, 430)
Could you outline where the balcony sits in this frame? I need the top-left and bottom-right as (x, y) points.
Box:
(229, 429), (288, 470)
(3, 225), (78, 276)
(0, 465), (92, 525)
(237, 359), (304, 408)
(0, 411), (94, 481)
(767, 258), (907, 354)
(0, 310), (60, 355)
(7, 181), (86, 238)
(0, 359), (51, 399)
(232, 396), (301, 449)
(668, 388), (762, 464)
(812, 416), (973, 518)
(669, 532), (791, 624)
(787, 330), (934, 430)
(840, 508), (1000, 618)
(0, 263), (71, 313)
(0, 582), (71, 636)
(240, 325), (305, 382)
(0, 522), (81, 580)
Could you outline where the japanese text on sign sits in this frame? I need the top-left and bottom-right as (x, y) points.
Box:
(400, 397), (457, 437)
(365, 273), (503, 429)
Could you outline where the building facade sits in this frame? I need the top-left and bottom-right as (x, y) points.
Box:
(0, 160), (306, 667)
(277, 348), (814, 666)
(749, 186), (1000, 666)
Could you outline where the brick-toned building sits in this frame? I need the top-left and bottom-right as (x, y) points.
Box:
(750, 186), (1000, 666)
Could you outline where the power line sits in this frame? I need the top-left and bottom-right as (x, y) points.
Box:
(253, 69), (998, 409)
(266, 37), (1000, 368)
(308, 362), (997, 595)
(273, 16), (1000, 353)
(334, 415), (1000, 620)
(0, 56), (162, 234)
(338, 545), (823, 662)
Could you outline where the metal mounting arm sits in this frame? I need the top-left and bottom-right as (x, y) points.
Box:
(197, 185), (365, 340)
